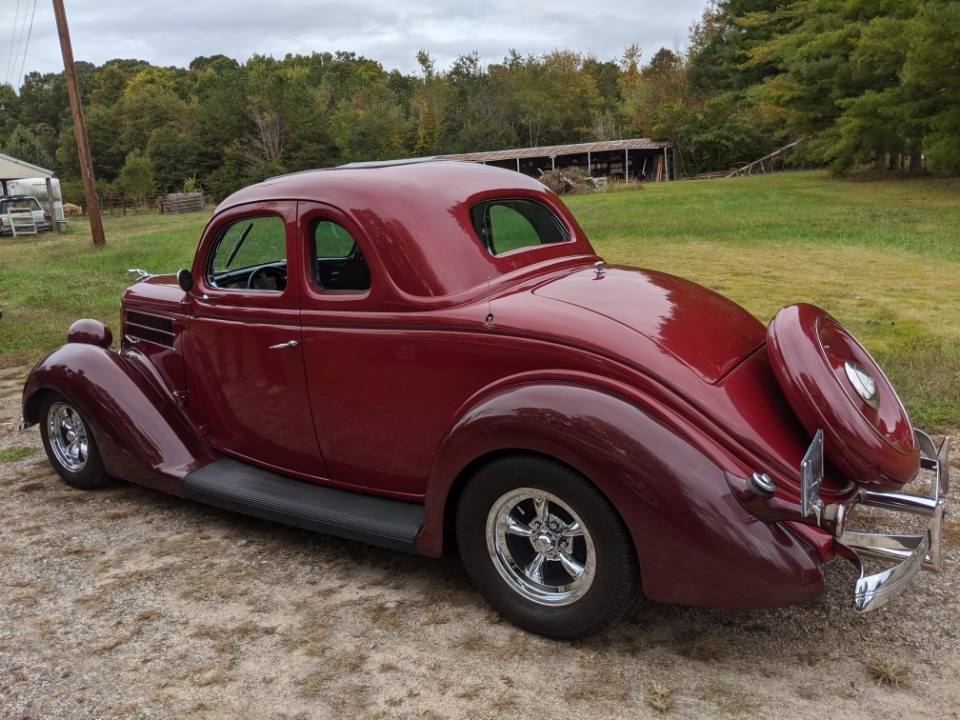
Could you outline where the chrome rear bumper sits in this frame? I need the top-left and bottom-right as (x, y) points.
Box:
(834, 430), (949, 612)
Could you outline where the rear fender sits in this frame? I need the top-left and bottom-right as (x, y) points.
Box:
(421, 382), (824, 608)
(22, 343), (217, 494)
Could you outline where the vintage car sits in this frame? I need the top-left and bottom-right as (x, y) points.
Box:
(20, 161), (948, 639)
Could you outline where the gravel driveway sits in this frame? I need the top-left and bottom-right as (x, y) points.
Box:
(1, 364), (958, 720)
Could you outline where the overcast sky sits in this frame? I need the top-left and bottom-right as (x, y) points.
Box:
(2, 0), (709, 88)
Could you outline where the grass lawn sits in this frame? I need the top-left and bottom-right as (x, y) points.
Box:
(1, 170), (957, 429)
(0, 212), (207, 362)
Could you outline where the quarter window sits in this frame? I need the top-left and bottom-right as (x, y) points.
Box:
(470, 199), (570, 255)
(312, 220), (370, 292)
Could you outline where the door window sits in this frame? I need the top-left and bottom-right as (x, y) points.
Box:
(207, 216), (288, 291)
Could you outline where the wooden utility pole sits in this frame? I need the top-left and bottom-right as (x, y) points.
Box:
(52, 0), (105, 246)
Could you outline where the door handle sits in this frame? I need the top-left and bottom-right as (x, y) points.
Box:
(269, 340), (299, 350)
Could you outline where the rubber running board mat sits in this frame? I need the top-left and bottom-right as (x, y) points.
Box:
(184, 456), (423, 553)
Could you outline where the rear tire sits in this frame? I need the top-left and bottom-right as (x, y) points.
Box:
(39, 392), (110, 490)
(456, 455), (639, 639)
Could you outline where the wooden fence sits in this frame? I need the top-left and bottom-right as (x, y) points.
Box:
(95, 193), (207, 216)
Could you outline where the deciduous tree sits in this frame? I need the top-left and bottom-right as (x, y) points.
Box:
(5, 124), (53, 168)
(118, 67), (189, 153)
(117, 149), (155, 199)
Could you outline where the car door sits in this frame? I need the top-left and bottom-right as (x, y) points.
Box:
(182, 202), (326, 478)
(296, 202), (435, 498)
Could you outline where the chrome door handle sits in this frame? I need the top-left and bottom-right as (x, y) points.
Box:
(269, 340), (299, 350)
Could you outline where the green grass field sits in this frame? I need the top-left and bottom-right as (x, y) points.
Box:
(1, 170), (957, 429)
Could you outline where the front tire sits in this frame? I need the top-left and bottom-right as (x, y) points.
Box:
(39, 392), (109, 490)
(456, 455), (639, 639)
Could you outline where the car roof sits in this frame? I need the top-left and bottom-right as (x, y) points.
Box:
(215, 161), (596, 299)
(219, 160), (552, 210)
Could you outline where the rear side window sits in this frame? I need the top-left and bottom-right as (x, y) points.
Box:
(470, 199), (569, 255)
(315, 220), (357, 259)
(311, 219), (371, 292)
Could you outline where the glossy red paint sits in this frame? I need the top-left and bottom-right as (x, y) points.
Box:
(22, 342), (216, 493)
(21, 161), (925, 617)
(767, 303), (919, 490)
(66, 318), (113, 348)
(533, 266), (766, 383)
(423, 382), (826, 607)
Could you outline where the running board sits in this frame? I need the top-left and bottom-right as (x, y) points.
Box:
(183, 457), (424, 553)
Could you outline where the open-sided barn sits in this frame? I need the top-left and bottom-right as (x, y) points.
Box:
(436, 139), (677, 182)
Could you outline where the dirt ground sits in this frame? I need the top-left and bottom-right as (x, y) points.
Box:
(1, 363), (958, 720)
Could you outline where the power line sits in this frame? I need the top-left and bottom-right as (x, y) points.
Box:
(5, 0), (38, 90)
(6, 0), (23, 86)
(16, 0), (39, 89)
(11, 1), (30, 87)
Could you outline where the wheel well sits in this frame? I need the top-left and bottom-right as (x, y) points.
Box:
(24, 387), (54, 426)
(440, 449), (637, 569)
(441, 449), (518, 555)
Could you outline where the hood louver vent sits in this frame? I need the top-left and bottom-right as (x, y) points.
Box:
(126, 311), (175, 348)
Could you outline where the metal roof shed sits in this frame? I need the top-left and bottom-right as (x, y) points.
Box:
(0, 152), (54, 187)
(0, 152), (60, 227)
(437, 139), (677, 182)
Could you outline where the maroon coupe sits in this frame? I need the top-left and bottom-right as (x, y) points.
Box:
(21, 161), (948, 638)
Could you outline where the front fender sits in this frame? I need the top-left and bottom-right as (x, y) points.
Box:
(421, 382), (824, 609)
(22, 343), (217, 494)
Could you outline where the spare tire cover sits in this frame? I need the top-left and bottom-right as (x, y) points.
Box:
(767, 303), (919, 490)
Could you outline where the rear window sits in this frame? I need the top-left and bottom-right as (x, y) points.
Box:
(0, 197), (41, 213)
(470, 199), (570, 256)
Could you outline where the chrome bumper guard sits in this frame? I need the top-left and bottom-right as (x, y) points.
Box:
(803, 429), (950, 613)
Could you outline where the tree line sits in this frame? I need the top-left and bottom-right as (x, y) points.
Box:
(1, 0), (956, 203)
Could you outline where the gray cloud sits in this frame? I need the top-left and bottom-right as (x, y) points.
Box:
(2, 0), (706, 86)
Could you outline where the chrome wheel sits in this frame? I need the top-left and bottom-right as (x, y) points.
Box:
(486, 487), (596, 606)
(46, 401), (90, 473)
(458, 455), (639, 638)
(39, 393), (108, 489)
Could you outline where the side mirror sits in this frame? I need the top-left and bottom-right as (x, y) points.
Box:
(177, 269), (194, 293)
